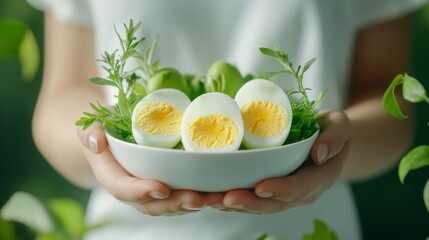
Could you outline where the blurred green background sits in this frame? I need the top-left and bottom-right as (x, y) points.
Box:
(1, 1), (428, 239)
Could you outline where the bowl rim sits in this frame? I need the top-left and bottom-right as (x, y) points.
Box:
(105, 128), (320, 155)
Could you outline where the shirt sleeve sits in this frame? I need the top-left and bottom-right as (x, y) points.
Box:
(26, 0), (92, 26)
(343, 0), (429, 29)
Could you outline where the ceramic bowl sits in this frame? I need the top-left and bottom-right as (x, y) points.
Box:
(106, 130), (319, 192)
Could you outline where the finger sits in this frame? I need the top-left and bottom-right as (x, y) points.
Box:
(204, 192), (226, 209)
(134, 190), (206, 216)
(222, 189), (283, 214)
(311, 110), (351, 164)
(77, 122), (108, 154)
(85, 147), (171, 203)
(255, 141), (350, 202)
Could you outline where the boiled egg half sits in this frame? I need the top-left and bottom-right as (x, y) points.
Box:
(235, 79), (293, 149)
(181, 92), (244, 152)
(132, 88), (191, 148)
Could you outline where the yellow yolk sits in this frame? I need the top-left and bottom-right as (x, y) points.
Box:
(136, 102), (183, 136)
(190, 114), (239, 149)
(241, 100), (287, 137)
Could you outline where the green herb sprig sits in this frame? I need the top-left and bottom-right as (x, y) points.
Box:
(259, 44), (326, 143)
(76, 21), (325, 146)
(75, 20), (155, 142)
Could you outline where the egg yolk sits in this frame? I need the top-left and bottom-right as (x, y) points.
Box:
(136, 102), (183, 136)
(241, 100), (287, 137)
(190, 114), (239, 149)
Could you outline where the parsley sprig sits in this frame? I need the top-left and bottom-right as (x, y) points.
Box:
(259, 44), (326, 143)
(75, 20), (155, 142)
(76, 21), (324, 145)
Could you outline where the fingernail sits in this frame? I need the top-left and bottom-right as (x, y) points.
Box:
(150, 191), (168, 200)
(182, 203), (203, 211)
(317, 143), (329, 164)
(88, 134), (98, 154)
(229, 204), (245, 210)
(258, 192), (274, 198)
(209, 203), (226, 210)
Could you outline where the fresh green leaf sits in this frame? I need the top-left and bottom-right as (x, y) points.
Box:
(260, 47), (294, 75)
(136, 34), (159, 82)
(132, 82), (147, 96)
(302, 219), (338, 240)
(255, 70), (289, 80)
(184, 74), (204, 100)
(117, 90), (131, 117)
(259, 47), (279, 59)
(398, 145), (429, 184)
(402, 73), (429, 103)
(312, 89), (328, 109)
(1, 192), (54, 234)
(145, 35), (159, 69)
(383, 73), (429, 240)
(122, 49), (136, 61)
(302, 58), (316, 75)
(90, 77), (116, 86)
(382, 74), (407, 120)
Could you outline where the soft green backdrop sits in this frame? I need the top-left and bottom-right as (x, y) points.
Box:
(1, 1), (428, 239)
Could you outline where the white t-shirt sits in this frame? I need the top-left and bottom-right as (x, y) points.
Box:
(28, 0), (428, 239)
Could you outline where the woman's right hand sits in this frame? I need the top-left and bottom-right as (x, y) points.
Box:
(77, 123), (206, 216)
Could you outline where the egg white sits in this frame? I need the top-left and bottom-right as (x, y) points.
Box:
(131, 88), (191, 148)
(181, 92), (244, 152)
(235, 79), (293, 149)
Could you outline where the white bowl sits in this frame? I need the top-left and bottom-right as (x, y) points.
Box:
(106, 130), (319, 192)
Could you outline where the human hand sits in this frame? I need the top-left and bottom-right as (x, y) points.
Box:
(204, 110), (351, 214)
(77, 122), (206, 216)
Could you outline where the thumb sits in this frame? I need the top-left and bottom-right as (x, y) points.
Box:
(77, 122), (108, 154)
(310, 110), (351, 165)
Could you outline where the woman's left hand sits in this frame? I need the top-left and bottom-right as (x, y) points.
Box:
(205, 110), (351, 214)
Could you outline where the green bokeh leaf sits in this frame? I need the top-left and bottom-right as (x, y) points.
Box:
(47, 198), (86, 237)
(302, 219), (338, 240)
(423, 178), (429, 212)
(36, 232), (65, 240)
(19, 28), (40, 80)
(0, 19), (26, 56)
(0, 218), (18, 240)
(0, 19), (40, 80)
(398, 145), (429, 184)
(0, 192), (54, 234)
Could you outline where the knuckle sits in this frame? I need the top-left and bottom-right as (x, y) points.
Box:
(136, 205), (162, 216)
(109, 188), (127, 202)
